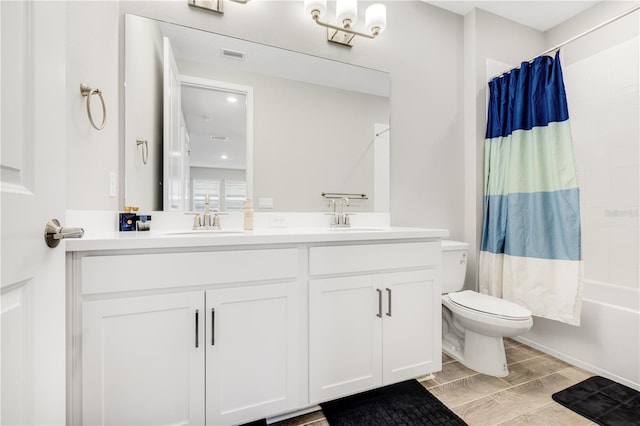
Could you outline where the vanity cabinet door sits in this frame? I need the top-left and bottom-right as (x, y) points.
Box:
(382, 269), (441, 384)
(309, 270), (441, 403)
(309, 275), (383, 404)
(205, 282), (300, 426)
(82, 292), (205, 426)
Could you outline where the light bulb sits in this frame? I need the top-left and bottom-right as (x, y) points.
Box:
(365, 3), (387, 35)
(304, 0), (327, 19)
(336, 0), (357, 28)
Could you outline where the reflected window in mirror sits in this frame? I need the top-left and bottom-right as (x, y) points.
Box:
(192, 179), (220, 212)
(225, 180), (248, 211)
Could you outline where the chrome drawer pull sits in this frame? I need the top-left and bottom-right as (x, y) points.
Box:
(386, 288), (392, 317)
(195, 309), (199, 348)
(211, 308), (216, 346)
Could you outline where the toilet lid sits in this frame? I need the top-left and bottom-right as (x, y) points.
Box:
(448, 290), (531, 319)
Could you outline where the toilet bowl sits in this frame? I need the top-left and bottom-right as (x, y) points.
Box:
(441, 240), (533, 377)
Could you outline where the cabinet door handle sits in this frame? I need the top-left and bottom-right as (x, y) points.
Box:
(211, 308), (216, 346)
(376, 288), (382, 318)
(386, 288), (392, 317)
(195, 309), (200, 348)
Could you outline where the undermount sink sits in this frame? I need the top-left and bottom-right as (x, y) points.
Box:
(163, 230), (245, 236)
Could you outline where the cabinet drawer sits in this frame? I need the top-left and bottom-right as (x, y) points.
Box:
(309, 242), (440, 276)
(81, 249), (299, 295)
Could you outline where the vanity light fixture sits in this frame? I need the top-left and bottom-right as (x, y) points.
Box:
(188, 0), (249, 15)
(304, 0), (387, 47)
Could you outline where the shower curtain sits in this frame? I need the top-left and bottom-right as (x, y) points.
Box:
(479, 51), (582, 326)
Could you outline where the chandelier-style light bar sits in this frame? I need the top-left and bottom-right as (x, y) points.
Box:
(304, 0), (387, 47)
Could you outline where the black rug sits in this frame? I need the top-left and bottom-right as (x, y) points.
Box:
(239, 419), (267, 426)
(552, 376), (640, 426)
(319, 379), (467, 426)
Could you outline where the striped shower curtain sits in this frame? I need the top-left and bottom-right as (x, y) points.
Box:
(479, 51), (582, 326)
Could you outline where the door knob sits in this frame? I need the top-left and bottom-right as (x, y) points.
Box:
(44, 218), (84, 248)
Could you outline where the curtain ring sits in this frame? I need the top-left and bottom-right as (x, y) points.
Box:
(136, 138), (149, 165)
(80, 83), (106, 130)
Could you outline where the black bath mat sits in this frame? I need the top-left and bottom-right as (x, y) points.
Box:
(239, 419), (267, 426)
(319, 379), (467, 426)
(552, 375), (640, 426)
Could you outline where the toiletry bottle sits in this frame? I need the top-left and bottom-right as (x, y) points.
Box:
(243, 199), (254, 230)
(119, 206), (138, 232)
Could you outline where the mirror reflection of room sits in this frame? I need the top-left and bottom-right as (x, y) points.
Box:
(183, 85), (248, 213)
(123, 14), (390, 213)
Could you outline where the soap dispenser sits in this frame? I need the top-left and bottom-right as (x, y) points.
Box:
(243, 199), (254, 230)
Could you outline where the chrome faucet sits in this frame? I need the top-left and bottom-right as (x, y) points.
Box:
(339, 197), (350, 215)
(203, 195), (213, 229)
(326, 199), (339, 226)
(326, 197), (352, 227)
(339, 197), (351, 226)
(185, 195), (228, 230)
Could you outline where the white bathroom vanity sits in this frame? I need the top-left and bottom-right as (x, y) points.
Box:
(66, 226), (446, 425)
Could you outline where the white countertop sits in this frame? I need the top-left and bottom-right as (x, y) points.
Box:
(65, 226), (449, 252)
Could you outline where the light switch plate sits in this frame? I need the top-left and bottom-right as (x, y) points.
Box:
(258, 197), (273, 209)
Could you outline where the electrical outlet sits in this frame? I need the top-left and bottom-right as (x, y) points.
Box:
(269, 214), (288, 228)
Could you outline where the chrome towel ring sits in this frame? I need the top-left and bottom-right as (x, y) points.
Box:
(80, 83), (106, 130)
(136, 138), (149, 165)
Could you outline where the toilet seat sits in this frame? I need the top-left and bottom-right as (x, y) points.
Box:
(447, 290), (531, 320)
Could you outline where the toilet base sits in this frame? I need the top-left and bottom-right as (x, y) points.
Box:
(442, 329), (509, 377)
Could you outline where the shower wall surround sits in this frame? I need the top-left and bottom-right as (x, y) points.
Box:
(464, 1), (639, 391)
(519, 2), (640, 391)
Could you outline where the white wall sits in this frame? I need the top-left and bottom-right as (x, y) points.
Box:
(519, 1), (640, 391)
(66, 1), (120, 210)
(66, 1), (465, 238)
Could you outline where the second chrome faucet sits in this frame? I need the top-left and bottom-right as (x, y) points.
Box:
(186, 195), (227, 230)
(326, 197), (352, 227)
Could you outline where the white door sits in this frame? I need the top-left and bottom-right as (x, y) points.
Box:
(382, 270), (441, 384)
(206, 283), (299, 426)
(1, 2), (67, 425)
(309, 275), (383, 404)
(163, 37), (184, 211)
(82, 292), (205, 425)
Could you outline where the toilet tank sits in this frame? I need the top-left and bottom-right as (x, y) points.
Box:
(441, 240), (469, 294)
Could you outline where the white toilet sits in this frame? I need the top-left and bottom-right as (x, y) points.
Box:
(441, 240), (533, 377)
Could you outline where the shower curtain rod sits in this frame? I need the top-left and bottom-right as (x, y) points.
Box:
(493, 4), (640, 79)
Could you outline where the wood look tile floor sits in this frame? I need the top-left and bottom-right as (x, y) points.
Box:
(270, 339), (596, 426)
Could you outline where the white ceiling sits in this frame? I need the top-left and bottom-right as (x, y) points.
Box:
(181, 85), (247, 170)
(425, 1), (600, 31)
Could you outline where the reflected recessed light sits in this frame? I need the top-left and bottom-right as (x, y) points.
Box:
(227, 96), (238, 103)
(221, 154), (228, 160)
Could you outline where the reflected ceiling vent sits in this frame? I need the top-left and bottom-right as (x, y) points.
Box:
(221, 49), (245, 61)
(210, 135), (228, 142)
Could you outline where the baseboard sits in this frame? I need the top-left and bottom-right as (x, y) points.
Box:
(514, 336), (640, 392)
